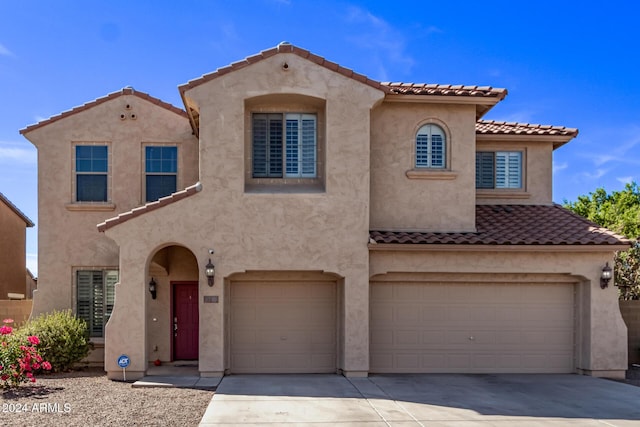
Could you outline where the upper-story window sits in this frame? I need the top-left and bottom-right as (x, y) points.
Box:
(476, 151), (522, 189)
(76, 145), (108, 202)
(252, 113), (317, 178)
(415, 124), (445, 168)
(145, 146), (177, 202)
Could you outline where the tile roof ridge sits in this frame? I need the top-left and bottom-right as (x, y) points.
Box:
(20, 87), (188, 135)
(97, 182), (202, 232)
(0, 192), (34, 227)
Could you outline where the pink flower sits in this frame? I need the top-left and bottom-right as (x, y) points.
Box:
(1, 375), (7, 381)
(30, 377), (36, 383)
(2, 318), (14, 324)
(27, 336), (40, 345)
(42, 361), (52, 370)
(0, 325), (12, 335)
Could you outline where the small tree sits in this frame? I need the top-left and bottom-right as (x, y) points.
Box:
(564, 182), (640, 299)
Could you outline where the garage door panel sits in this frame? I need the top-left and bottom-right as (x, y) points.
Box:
(371, 281), (575, 374)
(230, 279), (336, 374)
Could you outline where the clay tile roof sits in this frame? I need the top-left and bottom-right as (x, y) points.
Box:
(20, 87), (188, 135)
(178, 42), (388, 94)
(370, 205), (630, 247)
(0, 192), (34, 227)
(476, 120), (579, 137)
(97, 182), (202, 232)
(382, 82), (507, 99)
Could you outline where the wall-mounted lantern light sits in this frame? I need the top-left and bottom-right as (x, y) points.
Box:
(205, 259), (215, 286)
(600, 262), (613, 289)
(149, 277), (157, 299)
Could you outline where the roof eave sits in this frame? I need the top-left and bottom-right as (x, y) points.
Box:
(384, 93), (505, 120)
(476, 132), (578, 149)
(368, 243), (631, 252)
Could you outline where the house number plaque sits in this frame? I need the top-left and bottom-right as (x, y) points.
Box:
(204, 296), (219, 303)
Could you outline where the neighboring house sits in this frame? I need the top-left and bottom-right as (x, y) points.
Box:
(20, 43), (630, 380)
(0, 192), (34, 299)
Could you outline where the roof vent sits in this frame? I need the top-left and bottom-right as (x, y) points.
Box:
(278, 41), (291, 46)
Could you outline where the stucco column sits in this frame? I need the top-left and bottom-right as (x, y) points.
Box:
(198, 263), (225, 377)
(342, 268), (370, 377)
(584, 262), (628, 379)
(105, 250), (147, 380)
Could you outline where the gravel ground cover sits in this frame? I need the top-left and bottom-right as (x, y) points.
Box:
(0, 368), (214, 427)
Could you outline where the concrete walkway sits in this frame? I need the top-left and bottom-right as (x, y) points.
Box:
(131, 364), (221, 389)
(199, 374), (640, 426)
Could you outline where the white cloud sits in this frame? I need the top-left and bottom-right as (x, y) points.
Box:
(0, 141), (36, 164)
(617, 176), (634, 185)
(582, 125), (640, 167)
(343, 6), (415, 80)
(578, 168), (609, 180)
(0, 43), (13, 56)
(553, 161), (568, 174)
(492, 110), (536, 124)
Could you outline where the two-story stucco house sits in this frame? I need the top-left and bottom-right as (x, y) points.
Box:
(0, 192), (34, 299)
(20, 43), (630, 380)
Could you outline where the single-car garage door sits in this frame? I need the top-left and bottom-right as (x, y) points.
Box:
(230, 278), (337, 373)
(370, 280), (575, 373)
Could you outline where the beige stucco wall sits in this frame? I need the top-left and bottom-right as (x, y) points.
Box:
(370, 248), (628, 377)
(476, 138), (554, 205)
(22, 95), (197, 318)
(370, 102), (477, 232)
(0, 201), (29, 297)
(103, 53), (385, 379)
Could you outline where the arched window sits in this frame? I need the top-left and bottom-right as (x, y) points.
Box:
(416, 124), (445, 168)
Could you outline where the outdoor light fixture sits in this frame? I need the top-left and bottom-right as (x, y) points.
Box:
(149, 277), (157, 299)
(600, 262), (613, 289)
(205, 258), (215, 286)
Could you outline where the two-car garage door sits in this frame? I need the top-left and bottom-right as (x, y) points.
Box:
(370, 280), (575, 373)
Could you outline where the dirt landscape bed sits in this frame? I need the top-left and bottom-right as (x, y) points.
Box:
(0, 368), (214, 427)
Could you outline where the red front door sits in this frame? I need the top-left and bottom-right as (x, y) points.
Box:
(173, 282), (199, 360)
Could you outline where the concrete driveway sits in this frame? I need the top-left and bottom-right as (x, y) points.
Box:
(199, 374), (640, 426)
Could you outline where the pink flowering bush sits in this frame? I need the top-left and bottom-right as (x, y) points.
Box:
(0, 319), (51, 387)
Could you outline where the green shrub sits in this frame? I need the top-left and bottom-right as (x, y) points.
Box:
(16, 310), (91, 372)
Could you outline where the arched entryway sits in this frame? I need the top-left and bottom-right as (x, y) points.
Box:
(147, 245), (199, 363)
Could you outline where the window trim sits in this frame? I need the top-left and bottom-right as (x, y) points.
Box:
(244, 94), (326, 192)
(415, 123), (446, 169)
(143, 144), (179, 203)
(475, 150), (525, 190)
(251, 112), (318, 179)
(406, 120), (455, 180)
(73, 267), (118, 338)
(72, 142), (112, 204)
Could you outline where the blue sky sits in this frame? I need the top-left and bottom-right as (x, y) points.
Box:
(2, 1), (640, 276)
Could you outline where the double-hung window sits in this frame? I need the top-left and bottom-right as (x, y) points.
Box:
(416, 124), (445, 168)
(76, 145), (108, 202)
(145, 146), (178, 202)
(76, 270), (118, 338)
(252, 113), (317, 178)
(476, 151), (522, 189)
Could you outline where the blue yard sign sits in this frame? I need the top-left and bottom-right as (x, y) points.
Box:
(117, 354), (130, 368)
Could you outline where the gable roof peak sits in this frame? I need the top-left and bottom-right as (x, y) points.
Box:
(20, 87), (187, 135)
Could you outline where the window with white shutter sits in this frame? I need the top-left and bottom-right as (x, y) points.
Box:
(252, 113), (317, 178)
(76, 270), (118, 337)
(476, 151), (522, 189)
(416, 124), (446, 168)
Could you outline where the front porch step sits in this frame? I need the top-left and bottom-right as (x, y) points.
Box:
(132, 375), (220, 390)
